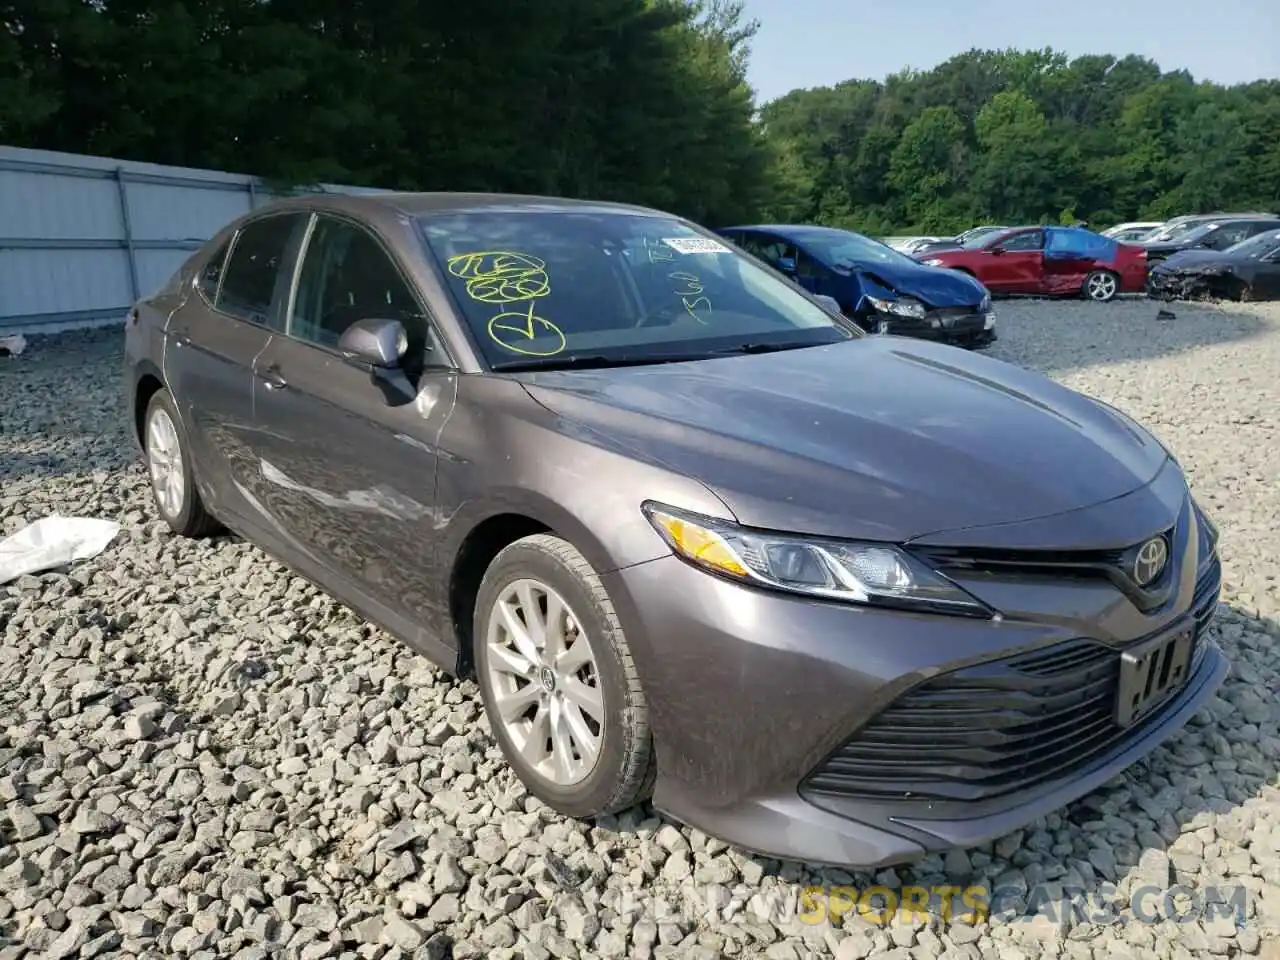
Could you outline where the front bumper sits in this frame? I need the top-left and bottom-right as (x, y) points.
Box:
(604, 479), (1227, 868)
(872, 307), (996, 347)
(1146, 268), (1225, 301)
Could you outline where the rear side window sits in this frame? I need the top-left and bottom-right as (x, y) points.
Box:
(1045, 229), (1119, 261)
(216, 215), (300, 326)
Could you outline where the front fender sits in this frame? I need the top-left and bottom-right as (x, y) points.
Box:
(433, 376), (734, 578)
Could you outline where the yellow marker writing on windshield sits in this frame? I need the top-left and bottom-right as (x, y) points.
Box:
(446, 251), (565, 356)
(669, 271), (712, 324)
(488, 301), (566, 356)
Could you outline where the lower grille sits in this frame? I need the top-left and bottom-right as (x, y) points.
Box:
(803, 556), (1221, 803)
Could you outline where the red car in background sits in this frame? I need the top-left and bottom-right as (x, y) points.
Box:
(915, 226), (1147, 302)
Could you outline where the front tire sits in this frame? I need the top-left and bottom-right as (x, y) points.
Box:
(474, 534), (655, 818)
(143, 389), (221, 537)
(1083, 270), (1119, 302)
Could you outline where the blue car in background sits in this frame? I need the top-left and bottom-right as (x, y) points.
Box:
(718, 224), (997, 348)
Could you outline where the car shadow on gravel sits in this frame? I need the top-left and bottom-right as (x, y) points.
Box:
(601, 600), (1276, 937)
(990, 300), (1273, 378)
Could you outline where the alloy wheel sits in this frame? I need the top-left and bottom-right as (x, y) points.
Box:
(484, 578), (605, 786)
(147, 407), (185, 518)
(1087, 272), (1117, 301)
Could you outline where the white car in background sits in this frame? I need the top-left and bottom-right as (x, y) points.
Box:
(892, 236), (947, 254)
(1101, 221), (1163, 242)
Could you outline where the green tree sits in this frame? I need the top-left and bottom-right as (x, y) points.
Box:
(759, 47), (1279, 234)
(887, 105), (968, 230)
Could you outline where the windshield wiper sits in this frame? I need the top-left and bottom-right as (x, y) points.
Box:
(708, 340), (835, 356)
(490, 338), (844, 372)
(489, 353), (702, 372)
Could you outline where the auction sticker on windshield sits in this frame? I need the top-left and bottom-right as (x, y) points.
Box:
(662, 237), (729, 255)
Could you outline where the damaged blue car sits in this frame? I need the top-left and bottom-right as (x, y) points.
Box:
(718, 224), (996, 348)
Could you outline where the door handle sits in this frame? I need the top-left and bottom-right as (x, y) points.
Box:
(257, 366), (288, 390)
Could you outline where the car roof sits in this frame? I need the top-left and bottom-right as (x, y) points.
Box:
(1205, 215), (1278, 224)
(720, 224), (858, 240)
(247, 191), (673, 221)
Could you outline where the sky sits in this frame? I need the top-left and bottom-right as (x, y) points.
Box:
(743, 0), (1279, 103)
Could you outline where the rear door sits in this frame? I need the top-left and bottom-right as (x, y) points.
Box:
(244, 212), (458, 628)
(162, 212), (308, 520)
(1042, 227), (1107, 295)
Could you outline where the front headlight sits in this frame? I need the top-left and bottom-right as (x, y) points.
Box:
(642, 503), (993, 618)
(923, 258), (945, 267)
(866, 295), (927, 320)
(979, 292), (992, 312)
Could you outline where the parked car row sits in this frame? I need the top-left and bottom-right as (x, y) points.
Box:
(915, 226), (1147, 303)
(882, 210), (1280, 304)
(126, 190), (1228, 871)
(1147, 226), (1280, 302)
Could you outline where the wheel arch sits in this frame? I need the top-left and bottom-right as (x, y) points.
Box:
(133, 364), (167, 450)
(445, 492), (655, 677)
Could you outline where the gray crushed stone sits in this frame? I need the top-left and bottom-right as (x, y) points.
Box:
(2, 298), (1279, 959)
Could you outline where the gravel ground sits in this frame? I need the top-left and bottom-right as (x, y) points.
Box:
(2, 297), (1279, 960)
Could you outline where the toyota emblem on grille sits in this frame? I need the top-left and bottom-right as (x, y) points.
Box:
(1133, 537), (1168, 586)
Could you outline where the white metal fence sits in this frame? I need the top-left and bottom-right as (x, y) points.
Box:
(0, 146), (389, 333)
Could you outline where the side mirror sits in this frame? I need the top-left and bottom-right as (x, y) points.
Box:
(337, 318), (408, 369)
(989, 246), (1006, 256)
(774, 256), (797, 274)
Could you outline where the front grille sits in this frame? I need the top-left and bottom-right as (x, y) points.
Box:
(803, 555), (1221, 804)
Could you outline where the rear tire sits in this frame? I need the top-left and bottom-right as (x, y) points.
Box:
(143, 389), (222, 538)
(1083, 270), (1119, 302)
(473, 534), (655, 819)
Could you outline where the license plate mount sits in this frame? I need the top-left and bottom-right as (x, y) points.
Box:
(1114, 623), (1194, 728)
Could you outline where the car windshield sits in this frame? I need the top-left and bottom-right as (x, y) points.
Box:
(787, 228), (918, 270)
(417, 211), (858, 370)
(1161, 220), (1210, 242)
(1225, 229), (1280, 258)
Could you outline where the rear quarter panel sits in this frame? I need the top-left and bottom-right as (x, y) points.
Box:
(1115, 244), (1150, 292)
(124, 249), (204, 451)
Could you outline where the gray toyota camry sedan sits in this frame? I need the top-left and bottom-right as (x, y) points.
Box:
(124, 192), (1227, 868)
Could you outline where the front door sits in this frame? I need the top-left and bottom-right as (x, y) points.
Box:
(1251, 246), (1280, 299)
(982, 229), (1045, 293)
(162, 213), (308, 520)
(245, 213), (458, 632)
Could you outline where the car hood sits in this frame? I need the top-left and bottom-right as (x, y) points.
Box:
(913, 242), (963, 256)
(517, 337), (1169, 543)
(843, 258), (986, 308)
(1154, 249), (1237, 271)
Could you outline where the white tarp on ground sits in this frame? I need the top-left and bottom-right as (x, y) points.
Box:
(0, 516), (121, 584)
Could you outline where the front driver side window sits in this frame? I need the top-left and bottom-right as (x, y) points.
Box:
(1001, 231), (1044, 252)
(795, 248), (826, 279)
(1205, 225), (1250, 250)
(739, 233), (789, 265)
(291, 216), (425, 356)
